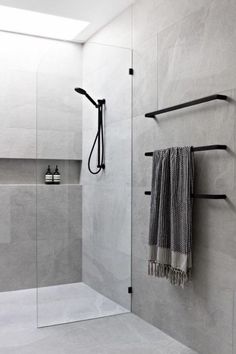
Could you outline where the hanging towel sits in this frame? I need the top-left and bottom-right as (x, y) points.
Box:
(148, 146), (194, 287)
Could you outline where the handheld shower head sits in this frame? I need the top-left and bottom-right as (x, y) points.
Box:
(74, 87), (98, 108)
(74, 87), (86, 95)
(74, 86), (106, 175)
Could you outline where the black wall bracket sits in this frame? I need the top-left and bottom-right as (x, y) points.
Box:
(128, 286), (133, 294)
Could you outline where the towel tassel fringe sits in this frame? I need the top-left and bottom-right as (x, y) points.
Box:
(148, 261), (191, 288)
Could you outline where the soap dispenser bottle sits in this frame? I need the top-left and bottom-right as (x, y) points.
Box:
(45, 165), (53, 184)
(53, 165), (61, 184)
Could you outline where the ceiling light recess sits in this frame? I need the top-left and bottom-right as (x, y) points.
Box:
(0, 5), (89, 41)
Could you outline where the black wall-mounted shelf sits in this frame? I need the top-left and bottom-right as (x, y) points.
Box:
(144, 191), (226, 199)
(145, 94), (228, 118)
(145, 144), (227, 156)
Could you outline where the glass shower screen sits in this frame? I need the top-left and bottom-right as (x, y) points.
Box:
(36, 41), (132, 327)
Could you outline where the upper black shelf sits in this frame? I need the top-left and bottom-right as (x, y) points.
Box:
(145, 94), (228, 118)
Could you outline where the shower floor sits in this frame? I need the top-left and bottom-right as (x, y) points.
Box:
(37, 282), (129, 327)
(0, 282), (129, 329)
(0, 284), (197, 354)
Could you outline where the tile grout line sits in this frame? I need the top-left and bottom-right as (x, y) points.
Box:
(232, 290), (235, 354)
(157, 32), (159, 110)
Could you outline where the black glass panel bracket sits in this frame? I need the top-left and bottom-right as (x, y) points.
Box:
(144, 191), (227, 199)
(145, 144), (227, 156)
(145, 94), (228, 118)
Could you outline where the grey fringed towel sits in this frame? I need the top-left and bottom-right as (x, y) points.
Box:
(148, 147), (194, 287)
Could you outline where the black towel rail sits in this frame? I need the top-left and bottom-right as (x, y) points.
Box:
(145, 144), (227, 156)
(144, 191), (226, 199)
(145, 94), (228, 118)
(144, 144), (227, 199)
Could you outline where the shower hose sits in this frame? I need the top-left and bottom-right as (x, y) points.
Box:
(88, 103), (105, 174)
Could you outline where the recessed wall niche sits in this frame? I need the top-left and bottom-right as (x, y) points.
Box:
(0, 158), (81, 185)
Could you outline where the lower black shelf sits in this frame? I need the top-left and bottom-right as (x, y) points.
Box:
(144, 191), (227, 199)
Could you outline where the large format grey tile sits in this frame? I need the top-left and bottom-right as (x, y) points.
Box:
(82, 43), (132, 130)
(0, 159), (37, 184)
(37, 40), (82, 77)
(157, 1), (236, 107)
(0, 34), (82, 160)
(0, 184), (82, 291)
(82, 184), (131, 310)
(0, 186), (36, 291)
(36, 40), (82, 160)
(37, 73), (82, 132)
(132, 261), (233, 354)
(133, 35), (158, 117)
(0, 69), (36, 130)
(37, 238), (82, 288)
(133, 0), (212, 47)
(37, 185), (82, 287)
(37, 129), (82, 160)
(0, 240), (36, 291)
(88, 6), (132, 49)
(0, 128), (36, 159)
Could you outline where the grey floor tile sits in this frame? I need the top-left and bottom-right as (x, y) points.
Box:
(0, 307), (197, 354)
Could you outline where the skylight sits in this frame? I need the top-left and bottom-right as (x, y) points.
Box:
(0, 5), (89, 41)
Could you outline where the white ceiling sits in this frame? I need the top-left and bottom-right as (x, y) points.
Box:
(0, 0), (134, 42)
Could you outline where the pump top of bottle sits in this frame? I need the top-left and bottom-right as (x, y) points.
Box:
(46, 165), (52, 174)
(54, 165), (60, 174)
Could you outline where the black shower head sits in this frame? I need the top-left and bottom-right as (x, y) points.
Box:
(74, 87), (98, 108)
(75, 87), (86, 95)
